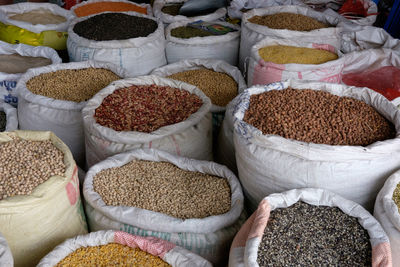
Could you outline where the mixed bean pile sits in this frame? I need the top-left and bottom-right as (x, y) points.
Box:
(248, 12), (329, 31)
(244, 88), (396, 146)
(0, 136), (65, 200)
(93, 160), (231, 219)
(0, 54), (52, 74)
(393, 183), (400, 212)
(0, 111), (6, 132)
(94, 84), (203, 132)
(73, 13), (158, 41)
(258, 45), (338, 64)
(26, 68), (120, 102)
(167, 69), (238, 107)
(257, 201), (372, 266)
(55, 243), (171, 267)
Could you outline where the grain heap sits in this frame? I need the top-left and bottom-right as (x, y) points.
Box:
(167, 69), (237, 107)
(161, 3), (184, 16)
(93, 160), (231, 219)
(8, 8), (67, 25)
(243, 88), (395, 146)
(0, 111), (6, 132)
(258, 45), (338, 64)
(257, 201), (371, 266)
(171, 26), (214, 38)
(0, 54), (52, 74)
(26, 68), (120, 102)
(73, 2), (148, 17)
(0, 136), (65, 200)
(73, 13), (158, 41)
(94, 84), (203, 132)
(393, 183), (400, 212)
(54, 243), (171, 267)
(248, 12), (329, 31)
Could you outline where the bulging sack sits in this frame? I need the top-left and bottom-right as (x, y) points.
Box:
(153, 0), (226, 25)
(0, 131), (87, 267)
(83, 149), (245, 265)
(239, 5), (342, 72)
(233, 80), (400, 211)
(247, 37), (344, 86)
(0, 3), (73, 51)
(0, 232), (12, 267)
(38, 230), (212, 267)
(374, 169), (400, 267)
(229, 188), (392, 267)
(0, 41), (60, 106)
(165, 21), (240, 66)
(17, 60), (127, 167)
(0, 101), (18, 131)
(82, 75), (213, 168)
(71, 0), (152, 17)
(67, 11), (166, 77)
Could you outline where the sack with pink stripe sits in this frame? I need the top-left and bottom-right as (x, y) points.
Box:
(247, 37), (345, 86)
(37, 230), (212, 267)
(229, 188), (392, 267)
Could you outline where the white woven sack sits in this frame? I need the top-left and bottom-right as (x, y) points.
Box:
(0, 3), (73, 33)
(0, 232), (12, 267)
(82, 75), (213, 168)
(233, 80), (400, 212)
(0, 131), (88, 267)
(67, 11), (166, 77)
(374, 169), (400, 266)
(71, 0), (152, 17)
(239, 5), (342, 73)
(229, 188), (392, 267)
(38, 230), (212, 267)
(17, 61), (127, 167)
(83, 149), (244, 265)
(153, 0), (226, 25)
(0, 101), (17, 131)
(0, 41), (61, 106)
(248, 37), (344, 86)
(228, 0), (305, 19)
(165, 21), (240, 66)
(151, 58), (247, 113)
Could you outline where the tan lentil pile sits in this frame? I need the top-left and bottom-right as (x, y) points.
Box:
(93, 160), (231, 219)
(167, 69), (238, 107)
(393, 183), (400, 212)
(9, 8), (67, 25)
(55, 243), (171, 267)
(243, 88), (396, 146)
(258, 45), (338, 65)
(26, 68), (121, 102)
(0, 136), (65, 200)
(248, 12), (329, 31)
(94, 84), (203, 133)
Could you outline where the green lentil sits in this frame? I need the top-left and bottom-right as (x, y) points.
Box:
(393, 183), (400, 212)
(55, 243), (171, 267)
(93, 160), (231, 219)
(248, 12), (329, 31)
(161, 3), (183, 16)
(0, 111), (5, 132)
(171, 26), (214, 38)
(167, 68), (238, 107)
(257, 201), (372, 266)
(26, 68), (121, 102)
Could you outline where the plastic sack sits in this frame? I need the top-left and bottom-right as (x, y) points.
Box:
(342, 49), (400, 103)
(0, 3), (73, 51)
(82, 75), (213, 168)
(228, 0), (305, 19)
(229, 188), (392, 267)
(233, 80), (400, 212)
(247, 37), (344, 86)
(165, 21), (240, 66)
(0, 131), (88, 267)
(374, 169), (400, 267)
(0, 41), (61, 106)
(38, 230), (212, 267)
(0, 232), (12, 267)
(0, 100), (17, 131)
(83, 148), (244, 266)
(67, 11), (166, 78)
(153, 0), (226, 25)
(17, 61), (127, 167)
(239, 5), (342, 73)
(71, 0), (152, 17)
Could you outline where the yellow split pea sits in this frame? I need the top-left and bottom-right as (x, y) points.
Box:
(258, 45), (338, 65)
